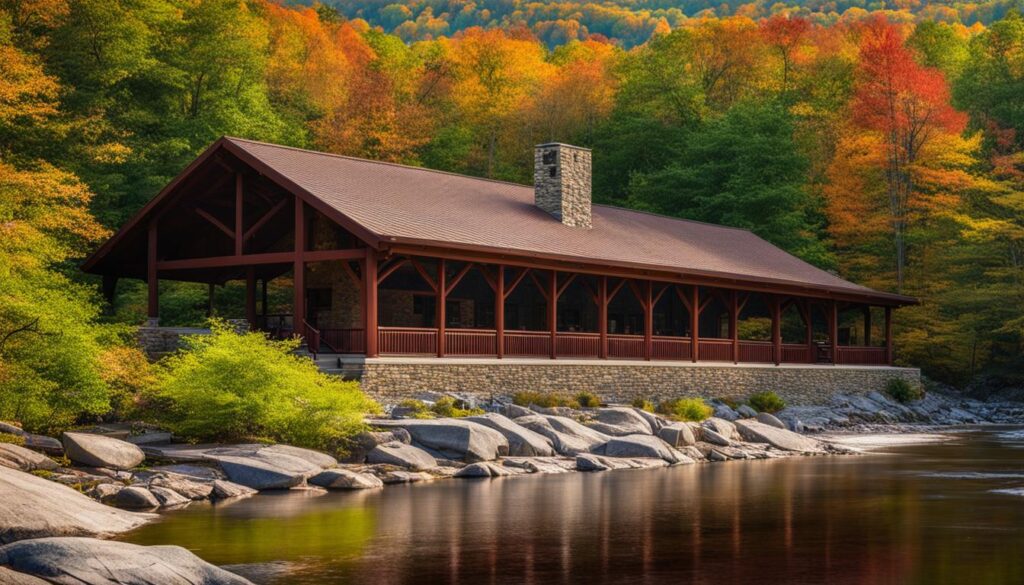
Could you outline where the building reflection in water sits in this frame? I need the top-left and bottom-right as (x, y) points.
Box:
(120, 435), (1024, 585)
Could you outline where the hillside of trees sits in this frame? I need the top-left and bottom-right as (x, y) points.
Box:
(326, 0), (1024, 47)
(2, 0), (1023, 423)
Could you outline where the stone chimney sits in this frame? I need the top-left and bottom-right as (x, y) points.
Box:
(534, 143), (592, 229)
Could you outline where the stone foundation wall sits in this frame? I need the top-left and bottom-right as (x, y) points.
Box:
(356, 359), (921, 406)
(137, 319), (249, 357)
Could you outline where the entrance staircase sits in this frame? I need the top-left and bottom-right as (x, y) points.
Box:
(295, 348), (365, 380)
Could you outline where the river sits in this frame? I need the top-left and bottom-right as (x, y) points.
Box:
(119, 426), (1024, 584)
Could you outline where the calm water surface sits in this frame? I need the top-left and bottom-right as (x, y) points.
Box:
(120, 426), (1024, 584)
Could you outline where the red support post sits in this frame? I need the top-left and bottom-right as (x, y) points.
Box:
(830, 301), (839, 365)
(691, 286), (699, 362)
(496, 265), (504, 358)
(234, 173), (243, 256)
(644, 280), (653, 361)
(884, 306), (893, 366)
(599, 276), (608, 359)
(863, 305), (872, 346)
(549, 270), (557, 359)
(437, 259), (446, 358)
(731, 290), (739, 364)
(147, 222), (158, 321)
(772, 295), (782, 366)
(293, 197), (305, 337)
(245, 267), (256, 327)
(364, 248), (378, 357)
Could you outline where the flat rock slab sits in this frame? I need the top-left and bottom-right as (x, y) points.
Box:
(23, 434), (62, 454)
(576, 454), (669, 472)
(455, 462), (522, 478)
(0, 443), (58, 472)
(702, 428), (732, 447)
(596, 434), (694, 464)
(502, 457), (576, 474)
(544, 416), (611, 447)
(211, 480), (257, 500)
(199, 445), (334, 491)
(590, 407), (654, 435)
(0, 537), (253, 585)
(61, 432), (144, 471)
(381, 471), (434, 484)
(371, 419), (509, 462)
(734, 420), (825, 453)
(465, 413), (555, 457)
(0, 566), (50, 585)
(367, 442), (436, 470)
(0, 466), (152, 544)
(513, 415), (593, 456)
(309, 468), (384, 489)
(148, 486), (190, 507)
(149, 473), (215, 500)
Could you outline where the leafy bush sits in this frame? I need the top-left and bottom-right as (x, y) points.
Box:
(748, 391), (786, 413)
(147, 321), (380, 454)
(396, 399), (433, 419)
(631, 397), (654, 412)
(98, 345), (156, 420)
(885, 378), (923, 403)
(656, 398), (713, 421)
(512, 391), (577, 408)
(0, 432), (25, 446)
(574, 391), (601, 408)
(430, 396), (484, 418)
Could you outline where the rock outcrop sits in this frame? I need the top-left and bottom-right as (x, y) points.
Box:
(464, 413), (555, 457)
(309, 468), (384, 489)
(61, 432), (145, 471)
(0, 537), (253, 585)
(371, 419), (509, 462)
(366, 442), (436, 470)
(0, 466), (152, 544)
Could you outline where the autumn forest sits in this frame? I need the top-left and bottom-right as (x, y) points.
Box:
(2, 0), (1024, 426)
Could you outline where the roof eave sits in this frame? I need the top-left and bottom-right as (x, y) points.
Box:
(381, 235), (918, 306)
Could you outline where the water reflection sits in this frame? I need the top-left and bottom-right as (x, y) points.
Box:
(121, 428), (1024, 585)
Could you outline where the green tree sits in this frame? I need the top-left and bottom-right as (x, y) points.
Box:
(627, 100), (832, 266)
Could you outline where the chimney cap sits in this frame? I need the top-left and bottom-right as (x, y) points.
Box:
(535, 142), (592, 151)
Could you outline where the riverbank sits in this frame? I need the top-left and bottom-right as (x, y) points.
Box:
(0, 390), (1020, 584)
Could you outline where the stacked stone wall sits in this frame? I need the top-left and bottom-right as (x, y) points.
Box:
(356, 360), (921, 406)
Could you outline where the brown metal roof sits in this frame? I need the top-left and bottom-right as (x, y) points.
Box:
(83, 137), (915, 305)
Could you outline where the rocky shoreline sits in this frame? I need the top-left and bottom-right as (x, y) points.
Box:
(0, 390), (1020, 584)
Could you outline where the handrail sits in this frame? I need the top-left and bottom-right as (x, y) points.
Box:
(302, 319), (320, 359)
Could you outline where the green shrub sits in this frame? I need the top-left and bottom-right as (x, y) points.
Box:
(748, 391), (786, 413)
(885, 378), (923, 403)
(430, 396), (484, 418)
(631, 397), (654, 412)
(512, 391), (577, 408)
(396, 399), (433, 419)
(147, 321), (380, 454)
(656, 398), (713, 422)
(574, 391), (601, 408)
(0, 432), (25, 446)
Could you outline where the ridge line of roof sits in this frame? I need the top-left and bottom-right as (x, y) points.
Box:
(225, 136), (536, 191)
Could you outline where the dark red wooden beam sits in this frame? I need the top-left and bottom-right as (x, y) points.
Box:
(437, 259), (446, 358)
(156, 249), (364, 271)
(147, 222), (158, 320)
(243, 198), (287, 241)
(885, 306), (893, 365)
(548, 269), (557, 359)
(365, 249), (379, 357)
(195, 208), (234, 239)
(496, 265), (505, 358)
(235, 174), (243, 256)
(691, 285), (699, 362)
(599, 276), (608, 359)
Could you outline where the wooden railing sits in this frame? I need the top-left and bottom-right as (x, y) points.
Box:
(781, 344), (814, 364)
(445, 329), (497, 355)
(379, 327), (437, 355)
(556, 332), (600, 358)
(698, 339), (733, 361)
(738, 340), (773, 363)
(320, 328), (365, 354)
(652, 336), (691, 360)
(836, 346), (888, 365)
(370, 326), (890, 366)
(608, 334), (645, 359)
